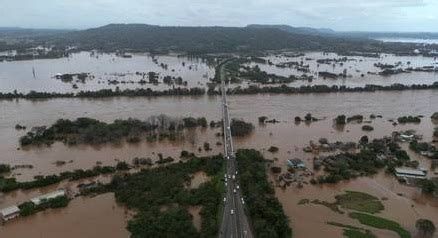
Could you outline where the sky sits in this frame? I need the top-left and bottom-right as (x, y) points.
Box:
(1, 0), (438, 32)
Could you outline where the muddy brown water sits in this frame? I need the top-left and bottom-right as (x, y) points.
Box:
(0, 193), (131, 238)
(0, 52), (214, 93)
(0, 90), (438, 237)
(248, 52), (438, 88)
(1, 51), (437, 94)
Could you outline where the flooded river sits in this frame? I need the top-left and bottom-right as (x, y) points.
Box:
(248, 52), (438, 88)
(0, 193), (131, 238)
(1, 68), (438, 236)
(0, 52), (214, 93)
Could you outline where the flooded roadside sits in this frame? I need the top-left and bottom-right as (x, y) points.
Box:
(0, 90), (437, 238)
(0, 193), (131, 238)
(0, 52), (214, 93)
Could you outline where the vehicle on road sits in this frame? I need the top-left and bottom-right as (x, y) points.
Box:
(231, 209), (234, 215)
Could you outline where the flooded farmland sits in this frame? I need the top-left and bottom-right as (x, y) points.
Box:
(1, 53), (438, 238)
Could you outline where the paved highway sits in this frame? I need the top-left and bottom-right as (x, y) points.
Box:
(218, 60), (253, 238)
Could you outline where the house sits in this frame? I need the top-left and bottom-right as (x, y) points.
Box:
(31, 189), (66, 205)
(287, 159), (306, 169)
(0, 205), (20, 222)
(395, 168), (427, 179)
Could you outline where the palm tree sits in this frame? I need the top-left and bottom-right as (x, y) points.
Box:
(416, 219), (436, 237)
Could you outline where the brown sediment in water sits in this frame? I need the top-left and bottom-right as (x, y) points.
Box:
(0, 90), (437, 237)
(0, 193), (131, 238)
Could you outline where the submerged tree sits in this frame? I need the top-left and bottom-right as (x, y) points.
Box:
(416, 219), (436, 238)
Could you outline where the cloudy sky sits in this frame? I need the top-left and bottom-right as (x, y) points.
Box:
(1, 0), (437, 31)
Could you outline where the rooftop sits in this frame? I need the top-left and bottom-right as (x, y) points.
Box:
(30, 189), (66, 205)
(0, 205), (20, 216)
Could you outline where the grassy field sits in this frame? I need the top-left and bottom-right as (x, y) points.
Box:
(349, 212), (411, 238)
(327, 221), (376, 238)
(336, 191), (384, 214)
(343, 229), (377, 238)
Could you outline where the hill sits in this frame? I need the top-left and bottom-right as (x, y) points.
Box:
(45, 23), (392, 54)
(246, 24), (336, 35)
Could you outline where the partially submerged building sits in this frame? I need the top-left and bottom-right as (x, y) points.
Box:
(395, 168), (427, 179)
(287, 159), (306, 169)
(0, 205), (20, 222)
(30, 189), (66, 205)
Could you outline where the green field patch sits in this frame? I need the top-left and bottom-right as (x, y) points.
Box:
(349, 212), (411, 238)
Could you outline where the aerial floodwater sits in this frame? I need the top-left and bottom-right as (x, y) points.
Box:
(1, 49), (438, 238)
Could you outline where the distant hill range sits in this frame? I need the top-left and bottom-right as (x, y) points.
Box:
(246, 24), (336, 35)
(2, 24), (435, 54)
(42, 23), (387, 54)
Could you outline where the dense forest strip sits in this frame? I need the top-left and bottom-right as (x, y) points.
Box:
(1, 82), (438, 100)
(107, 154), (225, 238)
(236, 149), (292, 238)
(19, 116), (209, 146)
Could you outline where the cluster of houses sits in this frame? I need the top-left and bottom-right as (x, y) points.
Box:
(0, 189), (66, 223)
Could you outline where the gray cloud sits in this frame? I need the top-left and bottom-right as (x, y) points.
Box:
(0, 0), (436, 31)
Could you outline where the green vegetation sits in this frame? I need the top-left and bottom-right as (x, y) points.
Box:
(41, 23), (424, 55)
(0, 87), (206, 100)
(349, 212), (411, 238)
(316, 150), (385, 184)
(397, 116), (421, 124)
(311, 199), (344, 214)
(108, 154), (225, 237)
(0, 165), (116, 192)
(2, 83), (438, 100)
(420, 179), (438, 194)
(307, 191), (384, 215)
(327, 222), (377, 238)
(230, 119), (254, 137)
(361, 125), (374, 131)
(335, 191), (384, 214)
(230, 82), (438, 95)
(335, 115), (347, 125)
(236, 149), (292, 238)
(343, 229), (377, 238)
(258, 116), (268, 123)
(20, 116), (208, 146)
(268, 146), (279, 153)
(416, 219), (436, 238)
(18, 195), (70, 216)
(347, 115), (364, 123)
(0, 164), (11, 174)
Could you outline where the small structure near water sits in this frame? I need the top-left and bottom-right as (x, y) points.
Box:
(0, 205), (20, 222)
(30, 189), (66, 206)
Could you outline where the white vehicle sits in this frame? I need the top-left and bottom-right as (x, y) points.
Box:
(241, 198), (245, 205)
(223, 197), (227, 203)
(225, 182), (227, 186)
(227, 126), (230, 130)
(236, 185), (240, 190)
(228, 175), (231, 179)
(232, 175), (236, 180)
(233, 189), (236, 193)
(235, 171), (238, 175)
(230, 209), (234, 215)
(225, 177), (228, 182)
(224, 174), (227, 178)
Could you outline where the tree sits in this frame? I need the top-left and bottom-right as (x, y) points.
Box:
(416, 219), (436, 237)
(258, 116), (268, 123)
(335, 115), (346, 125)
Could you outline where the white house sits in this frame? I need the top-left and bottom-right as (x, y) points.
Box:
(0, 205), (20, 222)
(31, 189), (66, 206)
